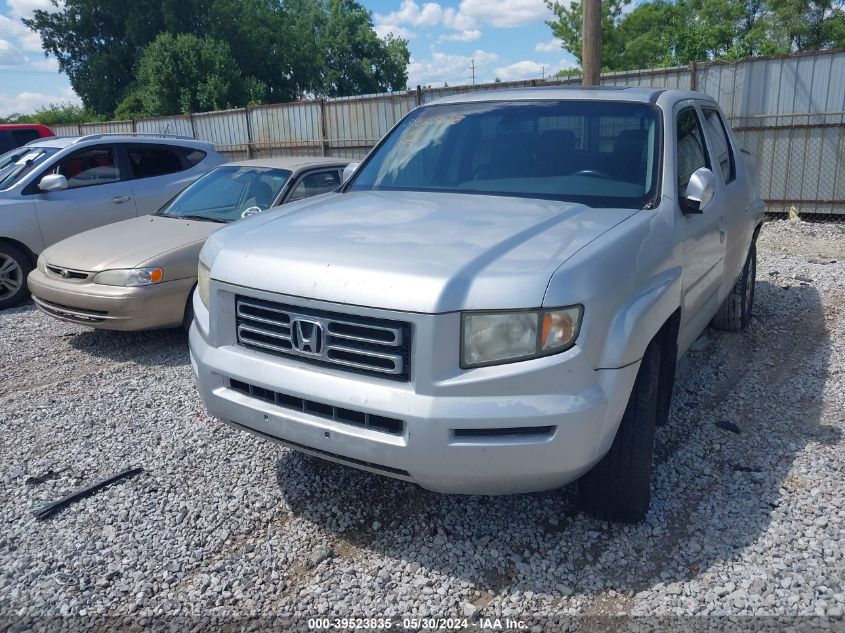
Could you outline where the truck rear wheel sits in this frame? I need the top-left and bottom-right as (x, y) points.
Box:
(577, 338), (661, 523)
(712, 241), (756, 331)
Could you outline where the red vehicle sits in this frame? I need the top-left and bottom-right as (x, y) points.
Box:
(0, 124), (55, 153)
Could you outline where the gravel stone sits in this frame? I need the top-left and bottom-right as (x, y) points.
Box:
(0, 218), (843, 624)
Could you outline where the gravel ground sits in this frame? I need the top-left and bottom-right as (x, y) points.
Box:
(1, 219), (843, 631)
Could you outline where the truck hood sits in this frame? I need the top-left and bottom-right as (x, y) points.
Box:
(44, 214), (220, 272)
(210, 191), (638, 313)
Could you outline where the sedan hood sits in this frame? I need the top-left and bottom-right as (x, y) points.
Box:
(210, 191), (637, 313)
(45, 215), (221, 273)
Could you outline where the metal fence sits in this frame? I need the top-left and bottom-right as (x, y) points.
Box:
(52, 49), (845, 215)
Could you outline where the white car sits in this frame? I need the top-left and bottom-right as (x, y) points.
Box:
(190, 87), (764, 522)
(0, 134), (225, 308)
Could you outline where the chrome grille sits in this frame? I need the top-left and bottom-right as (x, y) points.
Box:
(235, 296), (412, 381)
(46, 265), (89, 280)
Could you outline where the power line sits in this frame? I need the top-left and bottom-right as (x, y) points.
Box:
(468, 58), (476, 85)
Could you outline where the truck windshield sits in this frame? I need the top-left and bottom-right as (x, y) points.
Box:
(0, 146), (60, 190)
(348, 100), (661, 209)
(157, 165), (292, 222)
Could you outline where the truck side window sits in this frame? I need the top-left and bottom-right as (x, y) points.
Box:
(702, 108), (735, 183)
(676, 107), (710, 199)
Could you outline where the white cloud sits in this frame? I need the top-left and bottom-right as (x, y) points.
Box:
(6, 0), (54, 19)
(0, 87), (80, 117)
(0, 13), (42, 52)
(375, 0), (552, 40)
(374, 23), (415, 40)
(448, 0), (552, 29)
(29, 55), (58, 71)
(535, 38), (563, 53)
(408, 49), (498, 87)
(437, 29), (481, 43)
(494, 58), (577, 81)
(0, 39), (26, 67)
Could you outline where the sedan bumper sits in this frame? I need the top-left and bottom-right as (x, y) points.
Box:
(28, 268), (195, 331)
(189, 308), (640, 495)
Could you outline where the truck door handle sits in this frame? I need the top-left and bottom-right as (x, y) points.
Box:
(111, 195), (131, 204)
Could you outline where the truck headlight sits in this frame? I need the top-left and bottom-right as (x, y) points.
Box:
(197, 261), (210, 308)
(93, 267), (164, 287)
(461, 306), (582, 368)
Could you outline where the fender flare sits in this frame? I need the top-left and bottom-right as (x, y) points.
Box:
(598, 266), (683, 369)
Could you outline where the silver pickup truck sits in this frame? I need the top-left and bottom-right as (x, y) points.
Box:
(190, 87), (764, 522)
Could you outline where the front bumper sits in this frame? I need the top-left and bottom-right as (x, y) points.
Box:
(189, 292), (640, 495)
(28, 268), (195, 331)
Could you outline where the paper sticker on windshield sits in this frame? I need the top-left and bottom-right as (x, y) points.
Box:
(16, 152), (41, 165)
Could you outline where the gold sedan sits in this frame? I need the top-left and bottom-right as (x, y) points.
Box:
(28, 157), (349, 331)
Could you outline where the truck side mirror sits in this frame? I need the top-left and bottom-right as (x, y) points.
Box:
(683, 167), (716, 214)
(342, 162), (360, 184)
(39, 174), (68, 192)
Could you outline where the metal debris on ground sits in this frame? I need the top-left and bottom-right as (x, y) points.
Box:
(32, 466), (144, 521)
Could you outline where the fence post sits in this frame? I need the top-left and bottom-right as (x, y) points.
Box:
(415, 85), (422, 107)
(319, 98), (328, 157)
(188, 113), (196, 139)
(244, 107), (253, 159)
(690, 62), (697, 91)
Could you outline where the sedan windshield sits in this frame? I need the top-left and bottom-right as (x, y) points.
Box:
(0, 146), (61, 190)
(348, 100), (661, 208)
(158, 166), (292, 222)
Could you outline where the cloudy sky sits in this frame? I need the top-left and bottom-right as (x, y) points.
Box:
(0, 0), (578, 116)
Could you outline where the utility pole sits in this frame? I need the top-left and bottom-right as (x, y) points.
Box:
(582, 0), (601, 86)
(542, 65), (545, 81)
(469, 59), (476, 85)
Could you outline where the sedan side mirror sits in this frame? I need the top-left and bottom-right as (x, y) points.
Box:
(683, 167), (716, 214)
(39, 174), (68, 192)
(342, 162), (360, 184)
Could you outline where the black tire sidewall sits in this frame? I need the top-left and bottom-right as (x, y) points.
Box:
(0, 244), (33, 309)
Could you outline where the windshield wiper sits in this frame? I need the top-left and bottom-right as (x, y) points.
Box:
(168, 214), (228, 223)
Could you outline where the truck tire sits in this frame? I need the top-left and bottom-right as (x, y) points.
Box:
(711, 241), (756, 331)
(578, 338), (661, 523)
(0, 243), (32, 310)
(182, 286), (196, 334)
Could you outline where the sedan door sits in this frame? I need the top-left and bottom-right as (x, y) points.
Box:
(31, 144), (138, 248)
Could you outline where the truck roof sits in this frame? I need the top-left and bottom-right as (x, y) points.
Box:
(428, 85), (712, 107)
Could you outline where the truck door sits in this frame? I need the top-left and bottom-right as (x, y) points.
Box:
(675, 103), (727, 353)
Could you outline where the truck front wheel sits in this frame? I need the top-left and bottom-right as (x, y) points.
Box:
(577, 337), (662, 523)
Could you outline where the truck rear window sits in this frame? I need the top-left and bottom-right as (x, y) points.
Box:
(348, 100), (661, 209)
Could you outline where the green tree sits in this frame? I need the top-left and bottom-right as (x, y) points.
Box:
(545, 0), (841, 72)
(316, 0), (410, 96)
(23, 0), (409, 116)
(0, 103), (104, 125)
(134, 33), (262, 115)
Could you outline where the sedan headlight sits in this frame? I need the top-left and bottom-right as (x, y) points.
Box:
(93, 267), (164, 287)
(36, 254), (46, 274)
(461, 306), (582, 368)
(197, 261), (210, 308)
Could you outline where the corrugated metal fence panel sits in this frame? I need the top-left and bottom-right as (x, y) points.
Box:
(601, 66), (690, 89)
(135, 116), (194, 137)
(325, 94), (415, 151)
(191, 109), (250, 160)
(79, 120), (133, 135)
(51, 123), (81, 137)
(249, 101), (323, 157)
